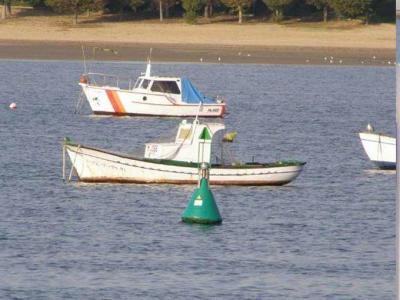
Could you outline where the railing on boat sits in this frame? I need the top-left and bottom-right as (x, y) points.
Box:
(83, 73), (138, 90)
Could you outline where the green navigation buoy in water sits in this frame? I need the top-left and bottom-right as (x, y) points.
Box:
(182, 162), (222, 225)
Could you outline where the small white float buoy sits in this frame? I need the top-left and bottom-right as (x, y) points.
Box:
(305, 59), (310, 63)
(9, 102), (17, 110)
(324, 57), (328, 61)
(330, 56), (334, 60)
(200, 58), (203, 62)
(329, 60), (334, 64)
(388, 61), (392, 65)
(238, 52), (242, 56)
(361, 61), (364, 64)
(372, 56), (376, 60)
(247, 53), (251, 57)
(366, 123), (374, 132)
(339, 60), (343, 64)
(218, 57), (221, 62)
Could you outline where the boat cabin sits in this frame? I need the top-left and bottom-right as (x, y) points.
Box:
(133, 75), (217, 105)
(144, 120), (226, 163)
(134, 76), (181, 94)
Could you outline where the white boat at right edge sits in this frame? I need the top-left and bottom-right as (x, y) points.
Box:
(359, 124), (396, 169)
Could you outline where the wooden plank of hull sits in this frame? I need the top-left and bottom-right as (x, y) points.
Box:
(65, 145), (303, 186)
(78, 177), (292, 186)
(82, 85), (226, 118)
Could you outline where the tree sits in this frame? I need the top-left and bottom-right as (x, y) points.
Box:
(26, 0), (47, 7)
(331, 0), (373, 24)
(306, 0), (331, 22)
(103, 0), (146, 13)
(1, 0), (11, 20)
(182, 0), (201, 22)
(203, 0), (216, 18)
(129, 0), (144, 12)
(372, 0), (394, 22)
(104, 0), (129, 12)
(1, 1), (6, 19)
(1, 2), (5, 20)
(220, 0), (252, 23)
(45, 0), (104, 24)
(263, 0), (294, 21)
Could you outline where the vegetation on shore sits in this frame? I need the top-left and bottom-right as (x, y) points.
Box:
(0, 0), (394, 25)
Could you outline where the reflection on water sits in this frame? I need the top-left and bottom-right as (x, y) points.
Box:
(364, 169), (396, 175)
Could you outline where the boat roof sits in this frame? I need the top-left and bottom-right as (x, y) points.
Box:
(139, 75), (181, 81)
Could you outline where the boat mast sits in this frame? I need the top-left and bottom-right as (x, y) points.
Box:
(145, 48), (152, 77)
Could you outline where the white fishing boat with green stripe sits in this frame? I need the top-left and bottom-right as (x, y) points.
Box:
(63, 119), (305, 186)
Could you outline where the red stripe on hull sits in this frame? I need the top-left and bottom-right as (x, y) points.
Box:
(105, 90), (126, 113)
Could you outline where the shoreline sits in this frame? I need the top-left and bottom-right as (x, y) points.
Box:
(0, 40), (395, 65)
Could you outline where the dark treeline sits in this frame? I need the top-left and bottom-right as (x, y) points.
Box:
(2, 0), (395, 24)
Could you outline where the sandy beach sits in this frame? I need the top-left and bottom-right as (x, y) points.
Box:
(0, 9), (395, 65)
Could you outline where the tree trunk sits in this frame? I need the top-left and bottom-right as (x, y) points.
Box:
(165, 2), (169, 18)
(73, 10), (78, 25)
(238, 5), (243, 24)
(209, 1), (213, 17)
(323, 5), (327, 22)
(275, 9), (283, 21)
(204, 5), (209, 18)
(1, 1), (6, 19)
(6, 1), (10, 15)
(159, 0), (163, 22)
(365, 12), (369, 25)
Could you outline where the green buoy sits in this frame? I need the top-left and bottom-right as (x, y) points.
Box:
(182, 163), (222, 225)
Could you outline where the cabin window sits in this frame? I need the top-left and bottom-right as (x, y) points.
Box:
(151, 81), (180, 94)
(141, 79), (150, 89)
(133, 78), (141, 88)
(178, 128), (192, 140)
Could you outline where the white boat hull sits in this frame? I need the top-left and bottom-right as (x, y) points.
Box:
(65, 144), (305, 186)
(359, 132), (396, 169)
(81, 84), (226, 117)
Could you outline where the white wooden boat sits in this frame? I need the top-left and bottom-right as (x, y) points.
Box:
(78, 61), (226, 117)
(359, 124), (396, 169)
(63, 120), (305, 186)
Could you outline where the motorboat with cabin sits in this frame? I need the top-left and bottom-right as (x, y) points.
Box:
(63, 119), (305, 185)
(78, 61), (226, 117)
(359, 124), (396, 169)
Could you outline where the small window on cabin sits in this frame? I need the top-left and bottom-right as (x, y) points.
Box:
(151, 81), (180, 94)
(178, 128), (192, 140)
(141, 79), (150, 89)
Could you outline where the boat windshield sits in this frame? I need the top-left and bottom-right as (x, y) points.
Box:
(133, 78), (141, 89)
(141, 79), (150, 89)
(151, 81), (180, 94)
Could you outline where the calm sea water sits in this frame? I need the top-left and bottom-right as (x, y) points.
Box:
(0, 59), (395, 299)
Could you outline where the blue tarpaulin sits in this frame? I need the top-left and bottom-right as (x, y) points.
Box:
(181, 78), (215, 104)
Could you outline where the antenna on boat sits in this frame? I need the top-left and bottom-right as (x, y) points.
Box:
(81, 45), (87, 74)
(145, 48), (152, 77)
(193, 99), (204, 132)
